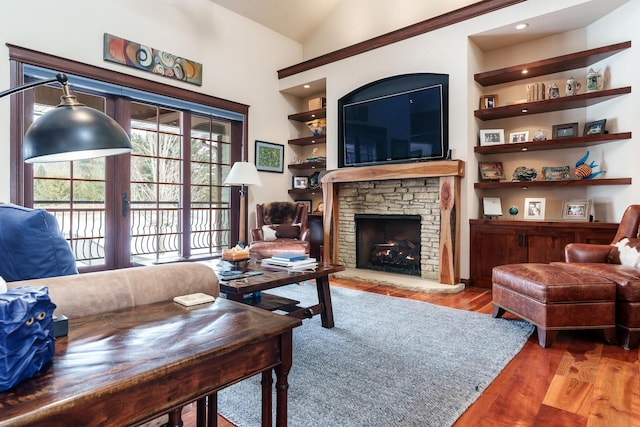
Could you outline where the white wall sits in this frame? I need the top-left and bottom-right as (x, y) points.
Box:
(0, 0), (302, 220)
(280, 0), (639, 279)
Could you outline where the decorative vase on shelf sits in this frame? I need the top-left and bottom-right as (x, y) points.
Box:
(585, 68), (603, 93)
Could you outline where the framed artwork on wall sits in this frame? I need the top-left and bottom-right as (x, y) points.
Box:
(255, 140), (284, 173)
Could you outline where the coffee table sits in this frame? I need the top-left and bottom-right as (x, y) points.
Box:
(214, 259), (345, 328)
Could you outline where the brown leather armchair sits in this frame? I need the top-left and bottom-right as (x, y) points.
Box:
(248, 202), (311, 258)
(551, 205), (640, 349)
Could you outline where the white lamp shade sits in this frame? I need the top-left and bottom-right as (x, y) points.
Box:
(224, 162), (263, 187)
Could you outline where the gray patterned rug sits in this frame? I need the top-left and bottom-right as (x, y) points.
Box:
(218, 283), (534, 426)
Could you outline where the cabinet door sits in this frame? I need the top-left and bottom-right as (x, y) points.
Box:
(470, 225), (527, 288)
(524, 229), (576, 263)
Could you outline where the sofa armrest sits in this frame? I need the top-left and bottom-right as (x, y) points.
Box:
(250, 228), (262, 242)
(565, 243), (613, 263)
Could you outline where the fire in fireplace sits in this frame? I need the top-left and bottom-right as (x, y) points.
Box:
(355, 214), (421, 276)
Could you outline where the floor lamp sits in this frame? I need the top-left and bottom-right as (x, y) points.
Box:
(1, 73), (131, 163)
(224, 162), (263, 247)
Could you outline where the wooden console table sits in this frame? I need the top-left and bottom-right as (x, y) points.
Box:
(0, 298), (301, 427)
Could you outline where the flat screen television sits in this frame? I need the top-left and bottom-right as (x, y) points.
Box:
(338, 73), (449, 168)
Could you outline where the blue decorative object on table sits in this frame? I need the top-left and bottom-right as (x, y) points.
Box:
(0, 286), (56, 391)
(575, 151), (605, 179)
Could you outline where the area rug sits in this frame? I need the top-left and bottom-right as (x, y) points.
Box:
(218, 283), (534, 426)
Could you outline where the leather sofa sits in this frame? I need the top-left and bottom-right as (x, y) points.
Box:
(551, 206), (640, 349)
(7, 262), (219, 319)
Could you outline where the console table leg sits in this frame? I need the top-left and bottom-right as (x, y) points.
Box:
(166, 408), (183, 427)
(274, 330), (293, 427)
(316, 276), (334, 328)
(261, 370), (273, 426)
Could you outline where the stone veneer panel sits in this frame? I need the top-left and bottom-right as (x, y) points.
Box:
(337, 177), (441, 280)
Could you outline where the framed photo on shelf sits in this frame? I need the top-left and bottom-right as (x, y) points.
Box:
(524, 198), (546, 220)
(255, 140), (284, 173)
(479, 94), (498, 109)
(479, 162), (506, 181)
(551, 122), (579, 139)
(561, 199), (592, 221)
(483, 197), (503, 217)
(479, 129), (505, 146)
(292, 176), (309, 189)
(583, 119), (607, 136)
(509, 131), (529, 143)
(296, 200), (312, 212)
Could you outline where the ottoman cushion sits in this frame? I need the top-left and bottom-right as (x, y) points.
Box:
(493, 263), (615, 303)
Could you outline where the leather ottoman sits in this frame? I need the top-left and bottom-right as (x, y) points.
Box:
(492, 263), (616, 348)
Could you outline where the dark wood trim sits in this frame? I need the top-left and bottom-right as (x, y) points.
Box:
(474, 177), (631, 189)
(474, 132), (632, 154)
(277, 0), (526, 79)
(6, 44), (249, 115)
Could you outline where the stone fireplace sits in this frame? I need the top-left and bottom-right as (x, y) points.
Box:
(321, 161), (464, 285)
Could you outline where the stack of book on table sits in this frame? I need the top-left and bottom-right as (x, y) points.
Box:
(261, 253), (318, 272)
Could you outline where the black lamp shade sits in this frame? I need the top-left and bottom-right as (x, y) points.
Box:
(23, 104), (131, 163)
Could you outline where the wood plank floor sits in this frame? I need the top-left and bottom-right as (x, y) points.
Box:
(184, 276), (640, 426)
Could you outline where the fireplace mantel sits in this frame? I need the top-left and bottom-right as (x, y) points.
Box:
(321, 160), (465, 285)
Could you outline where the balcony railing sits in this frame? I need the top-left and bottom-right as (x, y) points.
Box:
(39, 201), (230, 266)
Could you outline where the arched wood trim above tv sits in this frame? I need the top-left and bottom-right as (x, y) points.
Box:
(277, 0), (525, 79)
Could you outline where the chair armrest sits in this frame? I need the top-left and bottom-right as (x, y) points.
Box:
(299, 227), (311, 242)
(250, 228), (262, 242)
(565, 243), (613, 263)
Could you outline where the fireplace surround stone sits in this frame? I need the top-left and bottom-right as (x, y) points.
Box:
(321, 161), (464, 285)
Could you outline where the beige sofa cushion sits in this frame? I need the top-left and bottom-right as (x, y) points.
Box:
(8, 263), (219, 318)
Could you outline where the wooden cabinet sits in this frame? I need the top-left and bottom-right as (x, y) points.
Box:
(473, 41), (632, 191)
(308, 213), (324, 260)
(469, 220), (618, 288)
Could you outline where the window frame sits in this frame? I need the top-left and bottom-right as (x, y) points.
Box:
(7, 44), (248, 269)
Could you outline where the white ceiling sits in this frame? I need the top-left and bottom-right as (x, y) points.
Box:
(209, 0), (630, 51)
(209, 0), (341, 42)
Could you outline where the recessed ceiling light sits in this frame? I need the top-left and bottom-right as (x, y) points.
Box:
(522, 70), (528, 75)
(515, 23), (529, 30)
(303, 84), (311, 89)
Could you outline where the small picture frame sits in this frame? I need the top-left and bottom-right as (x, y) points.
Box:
(479, 94), (499, 109)
(583, 119), (607, 136)
(524, 198), (546, 220)
(483, 197), (503, 217)
(552, 122), (579, 139)
(479, 162), (506, 181)
(509, 131), (529, 143)
(561, 199), (592, 222)
(479, 129), (505, 146)
(292, 176), (309, 189)
(255, 140), (284, 173)
(296, 200), (312, 212)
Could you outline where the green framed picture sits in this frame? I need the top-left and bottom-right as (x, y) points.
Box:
(255, 140), (284, 173)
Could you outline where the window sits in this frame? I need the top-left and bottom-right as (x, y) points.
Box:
(9, 47), (247, 270)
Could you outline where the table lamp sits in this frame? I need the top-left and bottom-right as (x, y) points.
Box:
(224, 161), (263, 246)
(1, 73), (131, 163)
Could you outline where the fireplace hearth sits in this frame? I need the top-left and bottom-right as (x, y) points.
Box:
(356, 214), (421, 276)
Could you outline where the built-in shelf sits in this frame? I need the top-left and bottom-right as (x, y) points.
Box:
(474, 41), (631, 86)
(474, 87), (631, 120)
(287, 108), (326, 122)
(474, 132), (632, 154)
(288, 135), (326, 146)
(288, 161), (326, 170)
(287, 188), (322, 195)
(474, 177), (631, 189)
